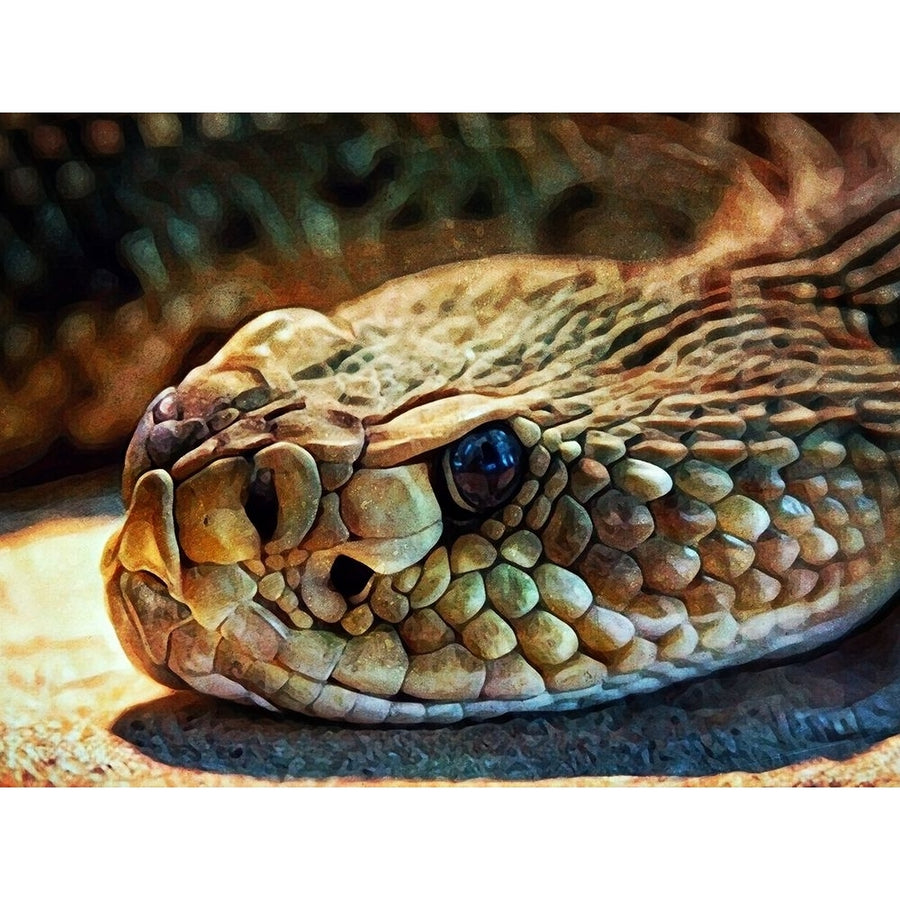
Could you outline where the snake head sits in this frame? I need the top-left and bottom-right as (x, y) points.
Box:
(102, 258), (900, 724)
(103, 331), (566, 722)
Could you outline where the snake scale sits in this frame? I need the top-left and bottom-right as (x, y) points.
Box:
(99, 115), (900, 725)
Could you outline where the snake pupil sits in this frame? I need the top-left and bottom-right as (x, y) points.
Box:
(444, 423), (524, 513)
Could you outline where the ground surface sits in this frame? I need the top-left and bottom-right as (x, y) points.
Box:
(3, 470), (900, 787)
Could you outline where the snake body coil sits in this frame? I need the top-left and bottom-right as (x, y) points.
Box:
(102, 215), (900, 723)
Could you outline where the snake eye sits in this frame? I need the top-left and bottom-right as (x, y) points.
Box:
(442, 422), (524, 514)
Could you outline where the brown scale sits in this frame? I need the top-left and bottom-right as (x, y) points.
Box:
(480, 438), (734, 671)
(546, 432), (870, 675)
(528, 424), (896, 666)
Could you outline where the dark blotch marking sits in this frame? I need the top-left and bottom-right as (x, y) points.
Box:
(388, 200), (424, 230)
(539, 184), (599, 252)
(317, 154), (399, 209)
(216, 204), (257, 252)
(460, 180), (497, 220)
(233, 386), (271, 412)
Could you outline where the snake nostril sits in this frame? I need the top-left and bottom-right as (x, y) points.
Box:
(329, 555), (375, 600)
(244, 468), (279, 542)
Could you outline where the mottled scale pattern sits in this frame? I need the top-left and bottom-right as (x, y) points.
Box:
(102, 180), (900, 721)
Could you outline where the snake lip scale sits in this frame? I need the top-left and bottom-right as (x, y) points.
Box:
(102, 203), (900, 725)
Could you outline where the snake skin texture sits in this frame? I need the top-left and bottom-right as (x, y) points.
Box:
(97, 114), (900, 723)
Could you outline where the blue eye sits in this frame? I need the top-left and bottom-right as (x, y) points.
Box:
(443, 423), (524, 513)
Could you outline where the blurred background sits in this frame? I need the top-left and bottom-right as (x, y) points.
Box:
(6, 112), (900, 787)
(0, 113), (888, 490)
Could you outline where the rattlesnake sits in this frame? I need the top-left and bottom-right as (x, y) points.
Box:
(101, 144), (900, 724)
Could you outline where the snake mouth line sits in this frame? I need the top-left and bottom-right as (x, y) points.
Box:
(108, 555), (894, 727)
